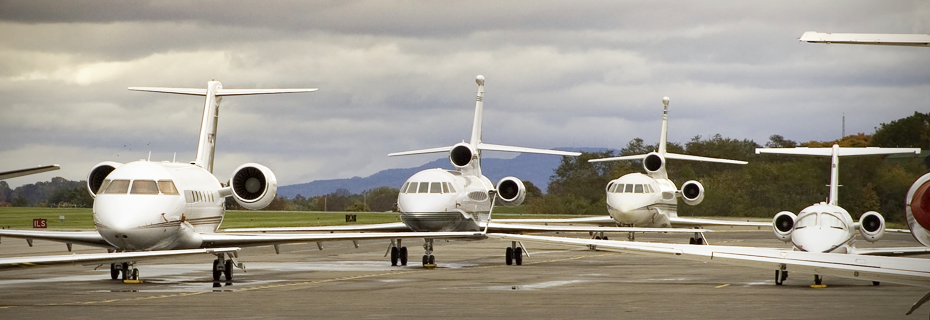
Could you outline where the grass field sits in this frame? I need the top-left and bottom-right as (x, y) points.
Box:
(0, 207), (586, 230)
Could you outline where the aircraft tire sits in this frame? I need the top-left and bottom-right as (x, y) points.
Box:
(390, 247), (399, 266)
(505, 247), (514, 265)
(224, 260), (233, 281)
(110, 263), (119, 280)
(814, 275), (823, 285)
(399, 247), (408, 266)
(131, 268), (140, 280)
(212, 259), (221, 281)
(514, 247), (523, 266)
(428, 255), (435, 265)
(121, 263), (129, 280)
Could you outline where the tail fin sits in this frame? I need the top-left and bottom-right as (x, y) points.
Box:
(658, 97), (669, 155)
(469, 75), (485, 147)
(129, 81), (317, 173)
(756, 145), (920, 206)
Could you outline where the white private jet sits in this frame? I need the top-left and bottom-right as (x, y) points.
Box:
(506, 97), (764, 243)
(0, 81), (485, 281)
(229, 76), (709, 267)
(757, 145), (927, 285)
(0, 164), (60, 180)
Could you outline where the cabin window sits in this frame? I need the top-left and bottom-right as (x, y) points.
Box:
(430, 182), (442, 194)
(103, 179), (130, 194)
(130, 180), (159, 195)
(418, 182), (429, 193)
(158, 180), (179, 195)
(796, 214), (817, 229)
(634, 184), (644, 193)
(441, 182), (450, 193)
(624, 184), (633, 193)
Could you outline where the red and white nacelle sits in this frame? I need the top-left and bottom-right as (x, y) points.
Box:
(906, 172), (930, 247)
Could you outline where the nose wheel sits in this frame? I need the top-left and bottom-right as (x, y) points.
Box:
(422, 238), (436, 267)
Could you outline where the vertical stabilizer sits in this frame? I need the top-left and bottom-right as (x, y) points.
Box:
(128, 81), (318, 173)
(470, 75), (486, 148)
(196, 81), (222, 172)
(658, 97), (670, 155)
(828, 144), (841, 206)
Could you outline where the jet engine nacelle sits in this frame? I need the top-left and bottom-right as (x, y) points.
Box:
(496, 176), (526, 207)
(643, 152), (665, 174)
(858, 211), (885, 243)
(86, 161), (123, 197)
(229, 163), (277, 210)
(773, 211), (796, 242)
(449, 143), (476, 168)
(679, 180), (704, 206)
(906, 172), (930, 247)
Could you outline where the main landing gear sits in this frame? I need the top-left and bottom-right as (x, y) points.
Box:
(422, 238), (436, 266)
(689, 230), (706, 245)
(389, 239), (409, 266)
(212, 252), (240, 282)
(505, 241), (524, 265)
(775, 268), (789, 285)
(110, 262), (139, 281)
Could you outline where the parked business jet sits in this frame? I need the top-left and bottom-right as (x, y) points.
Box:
(0, 164), (60, 180)
(228, 76), (707, 267)
(757, 144), (926, 285)
(584, 97), (764, 243)
(0, 81), (485, 281)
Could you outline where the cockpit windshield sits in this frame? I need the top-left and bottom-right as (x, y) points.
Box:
(158, 180), (179, 195)
(103, 180), (130, 194)
(402, 181), (456, 194)
(131, 180), (159, 194)
(795, 214), (817, 229)
(609, 183), (654, 194)
(821, 213), (846, 230)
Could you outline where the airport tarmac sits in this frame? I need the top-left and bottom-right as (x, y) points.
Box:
(1, 230), (928, 319)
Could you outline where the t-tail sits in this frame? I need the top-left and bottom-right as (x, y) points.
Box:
(589, 96), (747, 180)
(756, 144), (920, 205)
(128, 81), (317, 173)
(388, 75), (580, 175)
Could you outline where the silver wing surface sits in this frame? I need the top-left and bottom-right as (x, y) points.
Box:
(200, 231), (486, 248)
(0, 247), (239, 270)
(224, 222), (709, 234)
(0, 229), (113, 248)
(491, 234), (930, 288)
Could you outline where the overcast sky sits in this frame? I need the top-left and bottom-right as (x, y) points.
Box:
(1, 0), (928, 188)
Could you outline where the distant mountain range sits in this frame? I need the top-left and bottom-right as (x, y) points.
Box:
(278, 148), (607, 198)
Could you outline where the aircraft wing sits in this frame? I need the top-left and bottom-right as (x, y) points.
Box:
(799, 32), (930, 47)
(484, 222), (709, 234)
(201, 231), (486, 248)
(852, 247), (930, 256)
(491, 234), (930, 288)
(0, 229), (113, 249)
(493, 216), (618, 225)
(223, 222), (412, 233)
(0, 247), (239, 270)
(0, 164), (60, 180)
(669, 216), (769, 228)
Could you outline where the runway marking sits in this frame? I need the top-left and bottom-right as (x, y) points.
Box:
(0, 252), (614, 309)
(715, 284), (730, 289)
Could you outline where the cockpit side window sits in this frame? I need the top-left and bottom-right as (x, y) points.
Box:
(446, 182), (456, 193)
(157, 180), (179, 195)
(624, 184), (633, 193)
(645, 184), (654, 193)
(418, 182), (429, 193)
(405, 182), (418, 193)
(401, 182), (409, 193)
(441, 182), (450, 193)
(130, 180), (159, 195)
(103, 179), (130, 194)
(98, 179), (112, 194)
(430, 182), (442, 193)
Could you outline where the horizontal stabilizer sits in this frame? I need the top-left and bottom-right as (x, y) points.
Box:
(756, 147), (920, 157)
(800, 31), (930, 47)
(388, 146), (453, 157)
(664, 153), (747, 165)
(128, 87), (318, 96)
(477, 143), (580, 156)
(0, 164), (60, 180)
(588, 154), (648, 163)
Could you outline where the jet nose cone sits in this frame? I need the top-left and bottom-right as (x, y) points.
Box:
(792, 227), (844, 253)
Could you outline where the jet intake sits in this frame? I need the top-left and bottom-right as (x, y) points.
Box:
(773, 211), (796, 242)
(449, 143), (475, 168)
(906, 173), (930, 246)
(679, 180), (704, 206)
(230, 163), (277, 210)
(86, 161), (123, 197)
(496, 177), (526, 207)
(643, 153), (664, 173)
(858, 211), (885, 243)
